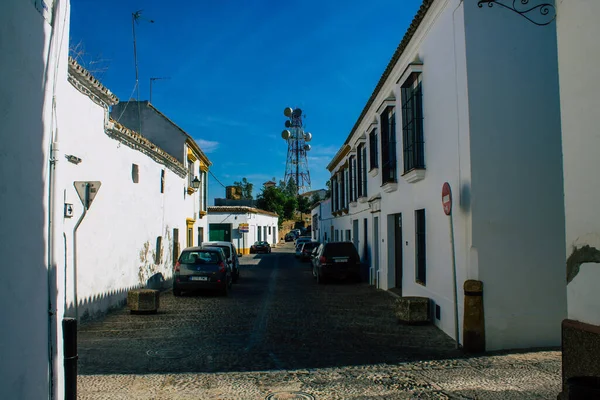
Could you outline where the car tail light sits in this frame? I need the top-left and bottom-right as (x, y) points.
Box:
(319, 256), (327, 264)
(174, 261), (180, 272)
(218, 261), (226, 272)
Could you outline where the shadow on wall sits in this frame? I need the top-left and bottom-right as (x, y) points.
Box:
(0, 2), (56, 399)
(71, 273), (172, 323)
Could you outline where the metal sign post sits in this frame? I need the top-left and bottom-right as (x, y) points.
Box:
(443, 182), (460, 349)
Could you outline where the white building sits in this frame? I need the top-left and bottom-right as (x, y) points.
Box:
(110, 100), (211, 248)
(326, 0), (566, 352)
(0, 1), (212, 397)
(311, 198), (333, 244)
(555, 0), (600, 395)
(207, 206), (279, 254)
(60, 59), (210, 319)
(1, 1), (72, 398)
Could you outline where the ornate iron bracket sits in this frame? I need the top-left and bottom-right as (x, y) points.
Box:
(477, 0), (556, 26)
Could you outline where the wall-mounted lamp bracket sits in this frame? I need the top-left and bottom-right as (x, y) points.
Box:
(477, 0), (556, 26)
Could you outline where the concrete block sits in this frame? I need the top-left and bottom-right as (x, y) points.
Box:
(128, 289), (159, 314)
(395, 296), (430, 325)
(559, 319), (600, 399)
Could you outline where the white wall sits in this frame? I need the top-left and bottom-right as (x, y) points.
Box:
(57, 73), (195, 320)
(0, 0), (69, 398)
(327, 0), (566, 351)
(329, 0), (472, 339)
(371, 0), (472, 340)
(556, 0), (600, 327)
(464, 1), (566, 350)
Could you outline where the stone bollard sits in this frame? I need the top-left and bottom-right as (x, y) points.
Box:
(128, 289), (160, 314)
(395, 296), (430, 325)
(463, 280), (485, 353)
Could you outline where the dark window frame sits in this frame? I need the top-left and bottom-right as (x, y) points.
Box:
(348, 155), (355, 202)
(380, 106), (397, 184)
(415, 209), (426, 285)
(369, 128), (378, 171)
(401, 73), (425, 173)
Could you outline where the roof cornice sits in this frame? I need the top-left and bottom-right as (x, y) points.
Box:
(326, 144), (351, 172)
(68, 57), (119, 107)
(343, 0), (434, 146)
(105, 119), (187, 178)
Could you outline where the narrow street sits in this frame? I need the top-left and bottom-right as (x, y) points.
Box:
(78, 243), (460, 375)
(78, 243), (562, 399)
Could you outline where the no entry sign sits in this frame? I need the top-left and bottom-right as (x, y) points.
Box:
(442, 182), (452, 216)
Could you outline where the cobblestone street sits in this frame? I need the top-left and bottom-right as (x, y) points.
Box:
(78, 243), (562, 399)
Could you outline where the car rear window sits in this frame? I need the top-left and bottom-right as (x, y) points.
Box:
(303, 242), (318, 250)
(205, 244), (230, 258)
(180, 250), (221, 264)
(323, 242), (359, 258)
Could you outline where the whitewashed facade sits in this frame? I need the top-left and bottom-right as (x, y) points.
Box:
(326, 0), (566, 351)
(207, 206), (279, 254)
(556, 0), (600, 334)
(59, 59), (211, 319)
(0, 0), (71, 398)
(0, 1), (212, 397)
(311, 198), (333, 244)
(555, 0), (600, 395)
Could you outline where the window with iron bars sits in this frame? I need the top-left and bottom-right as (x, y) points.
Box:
(369, 129), (378, 171)
(357, 144), (367, 197)
(380, 106), (397, 184)
(349, 155), (357, 202)
(401, 73), (425, 173)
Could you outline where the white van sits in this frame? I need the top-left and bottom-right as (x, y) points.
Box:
(201, 241), (241, 282)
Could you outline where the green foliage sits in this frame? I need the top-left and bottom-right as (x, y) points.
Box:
(233, 177), (253, 199)
(297, 195), (311, 215)
(309, 192), (321, 207)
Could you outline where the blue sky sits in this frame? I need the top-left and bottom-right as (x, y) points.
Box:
(70, 0), (423, 204)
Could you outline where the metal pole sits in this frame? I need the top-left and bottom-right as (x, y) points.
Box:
(132, 12), (142, 135)
(449, 212), (460, 349)
(62, 318), (78, 400)
(72, 183), (89, 320)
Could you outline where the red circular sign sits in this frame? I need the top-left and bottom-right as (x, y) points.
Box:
(442, 182), (452, 216)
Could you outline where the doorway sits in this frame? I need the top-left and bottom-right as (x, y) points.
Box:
(394, 213), (403, 291)
(373, 216), (379, 288)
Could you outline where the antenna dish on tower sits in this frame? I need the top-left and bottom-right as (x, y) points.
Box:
(304, 144), (311, 151)
(284, 107), (293, 117)
(304, 132), (312, 142)
(281, 130), (291, 140)
(284, 120), (291, 128)
(293, 108), (302, 117)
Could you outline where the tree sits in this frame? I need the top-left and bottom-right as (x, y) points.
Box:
(298, 195), (311, 216)
(256, 186), (286, 226)
(310, 192), (322, 207)
(325, 180), (331, 199)
(233, 177), (253, 199)
(283, 196), (298, 221)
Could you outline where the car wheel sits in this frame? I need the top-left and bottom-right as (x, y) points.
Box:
(221, 282), (229, 296)
(173, 286), (182, 297)
(232, 271), (239, 283)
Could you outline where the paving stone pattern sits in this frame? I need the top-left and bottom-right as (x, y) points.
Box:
(78, 243), (561, 399)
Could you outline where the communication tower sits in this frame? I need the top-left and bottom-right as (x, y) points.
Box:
(281, 107), (312, 195)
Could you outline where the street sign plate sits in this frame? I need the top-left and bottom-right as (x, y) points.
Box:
(442, 182), (452, 216)
(74, 181), (102, 210)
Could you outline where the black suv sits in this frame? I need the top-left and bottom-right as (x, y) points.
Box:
(312, 242), (361, 284)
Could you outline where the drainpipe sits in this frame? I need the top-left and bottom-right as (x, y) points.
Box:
(72, 185), (89, 320)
